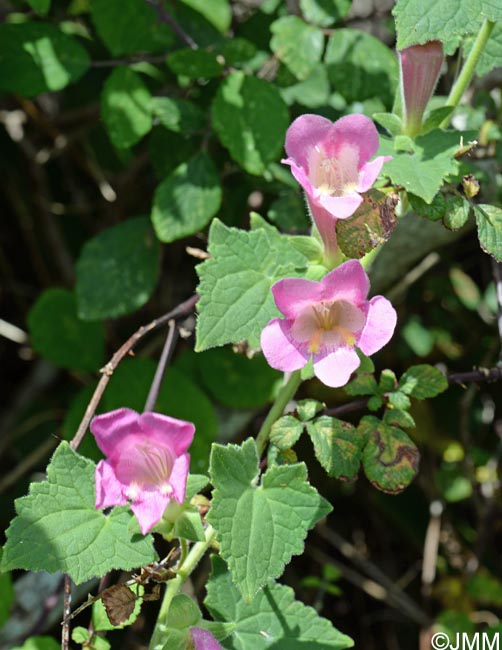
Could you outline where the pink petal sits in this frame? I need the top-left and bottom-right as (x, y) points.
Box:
(316, 192), (363, 220)
(190, 627), (222, 650)
(313, 347), (361, 388)
(95, 460), (127, 510)
(324, 114), (380, 165)
(320, 260), (370, 305)
(261, 318), (309, 372)
(284, 113), (333, 169)
(130, 491), (171, 535)
(90, 408), (139, 458)
(272, 277), (325, 319)
(282, 158), (315, 198)
(169, 453), (190, 503)
(140, 412), (195, 457)
(356, 155), (392, 192)
(357, 296), (397, 356)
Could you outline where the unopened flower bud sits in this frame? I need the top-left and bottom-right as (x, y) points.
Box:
(462, 174), (480, 198)
(399, 41), (444, 138)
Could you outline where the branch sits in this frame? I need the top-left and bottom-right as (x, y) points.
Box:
(143, 319), (179, 412)
(145, 0), (198, 49)
(69, 294), (198, 452)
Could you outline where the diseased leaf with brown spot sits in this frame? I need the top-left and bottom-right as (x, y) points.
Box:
(101, 584), (137, 626)
(359, 416), (419, 494)
(306, 416), (367, 481)
(336, 190), (398, 259)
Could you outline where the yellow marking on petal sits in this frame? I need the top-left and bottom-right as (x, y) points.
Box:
(337, 327), (356, 346)
(308, 330), (323, 354)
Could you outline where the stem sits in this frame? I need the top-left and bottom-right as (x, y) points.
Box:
(440, 19), (495, 128)
(149, 525), (216, 650)
(255, 370), (302, 456)
(144, 319), (179, 412)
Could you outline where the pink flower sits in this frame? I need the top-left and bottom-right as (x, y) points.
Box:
(282, 113), (391, 257)
(399, 41), (443, 137)
(91, 408), (195, 535)
(260, 260), (396, 388)
(190, 627), (221, 649)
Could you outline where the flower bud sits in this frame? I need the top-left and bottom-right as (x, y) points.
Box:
(399, 41), (444, 137)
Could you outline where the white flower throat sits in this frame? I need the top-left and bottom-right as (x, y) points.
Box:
(308, 143), (360, 197)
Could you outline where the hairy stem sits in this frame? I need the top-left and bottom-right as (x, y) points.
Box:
(441, 19), (495, 128)
(149, 525), (217, 650)
(255, 370), (303, 456)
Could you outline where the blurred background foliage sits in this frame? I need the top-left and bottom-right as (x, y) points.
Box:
(1, 0), (502, 649)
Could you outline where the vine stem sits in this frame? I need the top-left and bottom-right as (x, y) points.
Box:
(149, 525), (217, 650)
(255, 370), (303, 456)
(143, 319), (179, 412)
(440, 19), (495, 128)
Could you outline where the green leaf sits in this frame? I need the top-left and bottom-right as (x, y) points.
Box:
(325, 29), (398, 105)
(167, 594), (202, 629)
(296, 399), (325, 422)
(28, 288), (105, 372)
(380, 129), (466, 203)
(173, 509), (206, 541)
(450, 267), (481, 310)
(379, 369), (397, 392)
(151, 97), (205, 135)
(207, 439), (331, 601)
(167, 48), (224, 79)
(280, 63), (330, 109)
(307, 417), (366, 481)
(1, 443), (157, 584)
(336, 190), (398, 259)
(216, 38), (257, 66)
(466, 23), (502, 76)
(345, 373), (378, 396)
(270, 16), (324, 80)
(393, 0), (502, 49)
(368, 395), (383, 411)
(12, 637), (60, 650)
(0, 23), (90, 96)
(0, 571), (14, 628)
(399, 364), (448, 399)
(27, 0), (51, 15)
(409, 192), (446, 222)
(299, 0), (351, 27)
(212, 71), (289, 175)
(198, 346), (281, 409)
(195, 219), (309, 350)
(90, 0), (174, 56)
(421, 107), (455, 134)
(76, 217), (160, 321)
(443, 195), (470, 230)
(387, 391), (411, 410)
(186, 474), (209, 500)
(101, 67), (152, 149)
(383, 409), (416, 429)
(205, 555), (354, 649)
(270, 416), (304, 451)
(475, 204), (502, 261)
(151, 152), (221, 243)
(180, 0), (232, 32)
(92, 585), (143, 631)
(359, 416), (419, 494)
(373, 112), (403, 137)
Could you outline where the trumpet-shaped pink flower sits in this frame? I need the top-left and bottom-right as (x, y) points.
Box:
(282, 114), (391, 257)
(91, 408), (195, 534)
(261, 260), (397, 388)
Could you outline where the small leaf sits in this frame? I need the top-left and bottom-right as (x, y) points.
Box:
(27, 0), (51, 15)
(373, 112), (403, 136)
(399, 364), (448, 399)
(296, 399), (325, 422)
(0, 23), (90, 96)
(368, 396), (383, 411)
(167, 594), (202, 629)
(179, 0), (232, 33)
(101, 67), (152, 149)
(151, 152), (222, 243)
(387, 391), (411, 410)
(11, 637), (60, 650)
(379, 369), (397, 392)
(76, 217), (161, 320)
(167, 48), (224, 79)
(383, 409), (416, 429)
(151, 97), (205, 134)
(475, 204), (502, 262)
(173, 509), (205, 542)
(443, 195), (470, 230)
(450, 267), (481, 310)
(409, 192), (446, 222)
(336, 190), (398, 259)
(207, 439), (331, 600)
(1, 443), (157, 584)
(101, 585), (137, 627)
(299, 0), (352, 27)
(270, 15), (324, 80)
(270, 416), (304, 451)
(421, 107), (454, 134)
(212, 71), (289, 175)
(345, 373), (378, 396)
(307, 417), (366, 481)
(28, 288), (105, 372)
(359, 416), (419, 493)
(205, 555), (354, 649)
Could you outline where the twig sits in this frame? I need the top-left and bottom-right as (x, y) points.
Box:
(91, 55), (168, 68)
(62, 576), (72, 650)
(144, 319), (179, 412)
(145, 0), (198, 49)
(421, 500), (443, 597)
(69, 294), (198, 452)
(491, 258), (502, 363)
